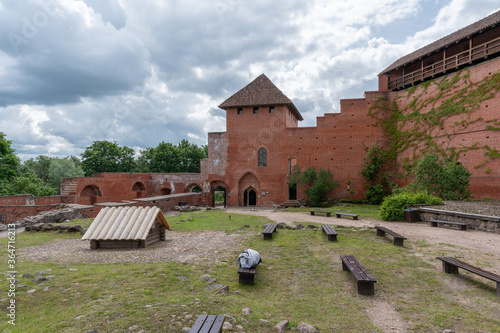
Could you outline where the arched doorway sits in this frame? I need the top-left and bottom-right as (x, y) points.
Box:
(244, 188), (257, 206)
(238, 172), (260, 207)
(210, 181), (228, 208)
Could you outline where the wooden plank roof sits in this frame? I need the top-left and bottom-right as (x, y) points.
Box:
(81, 206), (170, 241)
(218, 74), (303, 121)
(381, 9), (500, 74)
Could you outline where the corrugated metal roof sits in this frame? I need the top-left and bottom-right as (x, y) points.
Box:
(81, 206), (170, 241)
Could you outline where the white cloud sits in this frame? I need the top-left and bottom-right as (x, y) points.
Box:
(0, 0), (498, 159)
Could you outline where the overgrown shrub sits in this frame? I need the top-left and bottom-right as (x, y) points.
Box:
(365, 184), (386, 205)
(412, 154), (471, 200)
(380, 190), (442, 221)
(289, 166), (339, 206)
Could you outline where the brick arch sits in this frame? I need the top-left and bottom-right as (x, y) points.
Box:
(160, 187), (171, 195)
(80, 185), (101, 197)
(132, 182), (146, 198)
(238, 172), (260, 206)
(80, 185), (102, 205)
(186, 183), (203, 192)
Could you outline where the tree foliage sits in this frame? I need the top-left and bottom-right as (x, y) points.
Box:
(0, 132), (20, 181)
(81, 141), (136, 176)
(289, 166), (338, 206)
(47, 158), (85, 189)
(411, 154), (471, 200)
(140, 139), (207, 173)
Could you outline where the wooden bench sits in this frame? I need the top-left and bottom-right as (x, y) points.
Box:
(238, 266), (257, 284)
(321, 224), (338, 241)
(375, 226), (407, 246)
(262, 223), (277, 240)
(340, 255), (377, 295)
(189, 314), (225, 333)
(437, 257), (500, 297)
(429, 219), (467, 231)
(335, 212), (359, 220)
(310, 210), (331, 217)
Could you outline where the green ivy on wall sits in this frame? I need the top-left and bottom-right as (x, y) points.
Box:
(368, 68), (500, 177)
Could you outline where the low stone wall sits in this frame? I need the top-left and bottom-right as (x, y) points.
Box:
(14, 205), (95, 227)
(418, 207), (500, 234)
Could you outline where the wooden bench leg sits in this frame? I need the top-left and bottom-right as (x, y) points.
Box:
(326, 212), (331, 217)
(353, 216), (358, 220)
(393, 237), (404, 247)
(327, 234), (337, 242)
(376, 229), (385, 237)
(310, 212), (315, 215)
(431, 222), (438, 227)
(497, 282), (500, 297)
(357, 281), (375, 295)
(442, 261), (459, 274)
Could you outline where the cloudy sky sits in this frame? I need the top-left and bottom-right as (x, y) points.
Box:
(1, 0), (499, 160)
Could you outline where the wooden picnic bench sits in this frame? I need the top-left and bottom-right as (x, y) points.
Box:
(262, 223), (277, 240)
(429, 219), (467, 230)
(335, 212), (359, 220)
(437, 257), (500, 297)
(375, 226), (407, 246)
(321, 224), (338, 241)
(340, 255), (377, 295)
(238, 266), (257, 284)
(189, 314), (225, 333)
(310, 210), (331, 217)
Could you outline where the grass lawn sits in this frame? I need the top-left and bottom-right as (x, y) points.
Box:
(0, 209), (498, 332)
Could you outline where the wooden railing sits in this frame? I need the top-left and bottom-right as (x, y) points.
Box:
(388, 36), (500, 90)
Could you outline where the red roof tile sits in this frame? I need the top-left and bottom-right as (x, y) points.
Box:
(219, 74), (303, 121)
(381, 9), (500, 74)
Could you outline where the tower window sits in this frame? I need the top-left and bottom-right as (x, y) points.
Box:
(253, 107), (259, 114)
(269, 106), (275, 113)
(237, 108), (243, 114)
(258, 148), (267, 167)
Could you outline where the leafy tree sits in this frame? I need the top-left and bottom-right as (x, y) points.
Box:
(81, 141), (136, 176)
(411, 154), (471, 200)
(140, 140), (207, 173)
(0, 132), (20, 180)
(48, 158), (85, 189)
(289, 166), (338, 206)
(0, 167), (57, 197)
(23, 155), (53, 183)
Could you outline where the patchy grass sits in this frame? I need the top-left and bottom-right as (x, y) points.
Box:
(0, 210), (498, 332)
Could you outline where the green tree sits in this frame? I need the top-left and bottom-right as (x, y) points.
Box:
(23, 155), (54, 183)
(0, 167), (57, 197)
(140, 140), (207, 173)
(289, 166), (338, 206)
(48, 158), (85, 190)
(0, 132), (20, 180)
(81, 141), (136, 176)
(411, 154), (471, 200)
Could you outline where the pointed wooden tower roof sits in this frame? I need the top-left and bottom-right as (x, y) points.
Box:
(219, 74), (303, 121)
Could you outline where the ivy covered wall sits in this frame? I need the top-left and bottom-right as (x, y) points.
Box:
(368, 57), (500, 199)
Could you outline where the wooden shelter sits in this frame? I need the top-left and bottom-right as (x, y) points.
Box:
(81, 206), (171, 249)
